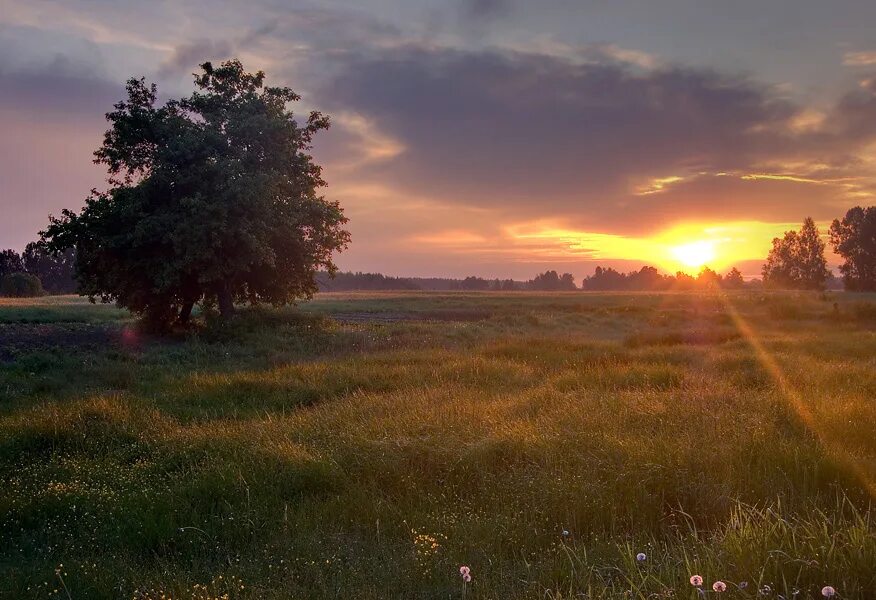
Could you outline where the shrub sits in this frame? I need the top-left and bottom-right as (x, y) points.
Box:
(1, 272), (44, 297)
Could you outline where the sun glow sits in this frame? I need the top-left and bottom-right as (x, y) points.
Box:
(501, 220), (806, 275)
(670, 240), (717, 268)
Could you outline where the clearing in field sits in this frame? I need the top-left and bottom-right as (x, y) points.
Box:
(1, 291), (875, 599)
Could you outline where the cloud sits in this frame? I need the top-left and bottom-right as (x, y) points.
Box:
(315, 43), (876, 234)
(3, 1), (876, 275)
(843, 51), (876, 66)
(0, 54), (122, 119)
(157, 39), (235, 78)
(460, 0), (512, 22)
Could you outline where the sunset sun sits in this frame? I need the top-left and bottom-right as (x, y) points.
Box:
(670, 240), (717, 269)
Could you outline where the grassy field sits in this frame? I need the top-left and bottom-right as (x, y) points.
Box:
(1, 291), (875, 599)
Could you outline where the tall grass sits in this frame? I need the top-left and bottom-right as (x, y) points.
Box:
(0, 291), (874, 598)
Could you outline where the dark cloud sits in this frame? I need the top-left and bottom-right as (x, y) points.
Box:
(460, 0), (512, 22)
(0, 55), (122, 119)
(316, 44), (876, 232)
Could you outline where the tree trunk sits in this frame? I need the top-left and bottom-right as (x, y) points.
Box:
(177, 300), (195, 325)
(217, 283), (235, 319)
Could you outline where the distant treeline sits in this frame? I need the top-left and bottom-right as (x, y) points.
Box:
(0, 244), (76, 297)
(582, 266), (746, 291)
(318, 268), (768, 292)
(317, 270), (578, 291)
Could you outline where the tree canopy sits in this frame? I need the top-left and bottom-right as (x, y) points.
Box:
(42, 60), (349, 327)
(829, 206), (876, 291)
(762, 217), (830, 290)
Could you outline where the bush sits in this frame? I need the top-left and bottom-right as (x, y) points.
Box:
(1, 272), (44, 297)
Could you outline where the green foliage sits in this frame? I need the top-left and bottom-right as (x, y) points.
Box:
(42, 60), (349, 328)
(830, 206), (876, 291)
(762, 217), (831, 290)
(0, 272), (44, 297)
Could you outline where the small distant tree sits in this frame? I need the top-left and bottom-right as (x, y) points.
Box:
(696, 266), (722, 288)
(460, 276), (490, 290)
(723, 267), (745, 289)
(829, 206), (876, 291)
(762, 230), (798, 288)
(627, 266), (671, 291)
(1, 272), (44, 297)
(583, 266), (625, 291)
(22, 242), (77, 294)
(674, 271), (696, 290)
(0, 250), (24, 279)
(762, 218), (830, 290)
(529, 270), (576, 291)
(42, 60), (349, 328)
(796, 217), (831, 289)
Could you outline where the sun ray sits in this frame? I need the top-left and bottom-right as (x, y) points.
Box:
(721, 295), (876, 500)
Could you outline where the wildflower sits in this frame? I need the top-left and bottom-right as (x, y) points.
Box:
(713, 581), (727, 592)
(760, 585), (772, 595)
(459, 566), (470, 577)
(740, 582), (748, 589)
(562, 530), (570, 537)
(690, 575), (703, 587)
(636, 552), (647, 562)
(822, 586), (836, 598)
(462, 573), (471, 583)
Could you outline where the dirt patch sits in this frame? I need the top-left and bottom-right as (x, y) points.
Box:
(0, 323), (122, 361)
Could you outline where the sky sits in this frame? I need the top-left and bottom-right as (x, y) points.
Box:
(2, 0), (876, 281)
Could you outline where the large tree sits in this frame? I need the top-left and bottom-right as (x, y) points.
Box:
(762, 217), (830, 290)
(43, 60), (349, 327)
(829, 206), (876, 291)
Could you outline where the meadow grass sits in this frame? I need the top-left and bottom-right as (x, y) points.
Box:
(0, 291), (874, 599)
